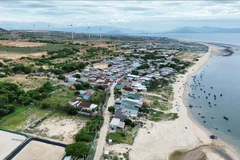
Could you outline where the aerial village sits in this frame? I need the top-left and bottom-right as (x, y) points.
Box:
(0, 31), (208, 160)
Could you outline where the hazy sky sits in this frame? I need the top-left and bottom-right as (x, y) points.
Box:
(1, 1), (240, 31)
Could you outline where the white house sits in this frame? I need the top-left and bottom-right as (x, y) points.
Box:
(110, 118), (125, 130)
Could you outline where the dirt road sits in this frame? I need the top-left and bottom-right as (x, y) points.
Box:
(94, 82), (117, 160)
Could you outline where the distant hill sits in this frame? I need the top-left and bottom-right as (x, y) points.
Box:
(106, 30), (125, 35)
(0, 28), (7, 32)
(167, 26), (240, 33)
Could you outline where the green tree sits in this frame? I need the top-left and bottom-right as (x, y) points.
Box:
(19, 94), (32, 105)
(66, 105), (78, 115)
(108, 106), (115, 114)
(73, 74), (81, 78)
(65, 142), (90, 158)
(75, 131), (93, 142)
(132, 70), (139, 75)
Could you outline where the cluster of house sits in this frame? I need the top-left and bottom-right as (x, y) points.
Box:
(68, 98), (98, 113)
(110, 92), (143, 130)
(119, 39), (208, 52)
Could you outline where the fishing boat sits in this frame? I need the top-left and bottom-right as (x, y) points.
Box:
(210, 135), (218, 139)
(223, 116), (229, 121)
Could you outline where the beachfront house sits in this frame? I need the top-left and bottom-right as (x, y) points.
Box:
(110, 118), (125, 130)
(114, 105), (138, 118)
(114, 108), (128, 122)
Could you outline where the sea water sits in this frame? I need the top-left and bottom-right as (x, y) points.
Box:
(186, 46), (240, 153)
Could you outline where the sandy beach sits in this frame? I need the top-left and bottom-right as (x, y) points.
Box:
(106, 44), (240, 160)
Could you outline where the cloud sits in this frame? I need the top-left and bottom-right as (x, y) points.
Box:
(0, 1), (240, 31)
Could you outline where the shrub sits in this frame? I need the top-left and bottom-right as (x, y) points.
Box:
(75, 131), (93, 142)
(65, 142), (90, 158)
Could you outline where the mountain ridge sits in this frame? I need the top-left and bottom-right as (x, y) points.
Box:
(167, 26), (240, 33)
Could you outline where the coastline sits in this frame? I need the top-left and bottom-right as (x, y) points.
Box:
(181, 43), (240, 159)
(104, 43), (240, 160)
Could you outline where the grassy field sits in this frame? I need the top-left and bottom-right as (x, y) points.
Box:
(0, 104), (90, 131)
(42, 85), (76, 107)
(151, 100), (172, 111)
(107, 127), (138, 145)
(0, 105), (51, 131)
(149, 110), (179, 122)
(0, 43), (80, 54)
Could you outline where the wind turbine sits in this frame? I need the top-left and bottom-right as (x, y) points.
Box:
(87, 25), (91, 39)
(68, 19), (74, 40)
(99, 28), (102, 40)
(62, 28), (66, 36)
(47, 25), (50, 36)
(33, 24), (36, 35)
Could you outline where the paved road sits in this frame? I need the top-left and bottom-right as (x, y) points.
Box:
(94, 82), (116, 160)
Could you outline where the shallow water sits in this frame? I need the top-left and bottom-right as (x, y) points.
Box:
(186, 46), (240, 153)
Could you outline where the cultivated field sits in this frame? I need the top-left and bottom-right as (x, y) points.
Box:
(13, 140), (65, 160)
(0, 130), (27, 160)
(32, 116), (86, 143)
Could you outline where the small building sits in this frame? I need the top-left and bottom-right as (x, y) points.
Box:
(110, 118), (125, 130)
(77, 102), (98, 111)
(67, 77), (77, 83)
(114, 108), (128, 122)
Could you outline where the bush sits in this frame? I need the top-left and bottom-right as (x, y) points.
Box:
(0, 74), (7, 78)
(66, 106), (78, 115)
(75, 131), (93, 143)
(65, 142), (90, 158)
(108, 106), (115, 114)
(41, 102), (51, 109)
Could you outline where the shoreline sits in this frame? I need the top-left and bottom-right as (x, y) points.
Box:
(104, 43), (240, 160)
(180, 43), (240, 159)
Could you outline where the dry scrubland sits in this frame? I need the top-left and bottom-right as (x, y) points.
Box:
(0, 40), (45, 47)
(0, 51), (47, 60)
(0, 130), (27, 160)
(0, 75), (57, 91)
(13, 140), (65, 160)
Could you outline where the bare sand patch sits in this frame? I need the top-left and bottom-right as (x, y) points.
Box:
(13, 140), (64, 160)
(93, 63), (108, 69)
(0, 130), (27, 160)
(0, 41), (45, 47)
(0, 51), (47, 60)
(34, 117), (85, 144)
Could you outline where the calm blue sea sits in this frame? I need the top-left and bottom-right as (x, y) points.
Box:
(138, 33), (240, 46)
(161, 33), (240, 153)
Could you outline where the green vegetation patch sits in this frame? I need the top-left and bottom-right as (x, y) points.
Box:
(0, 43), (79, 54)
(0, 106), (50, 130)
(169, 150), (186, 160)
(149, 110), (179, 122)
(152, 100), (171, 111)
(107, 127), (138, 145)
